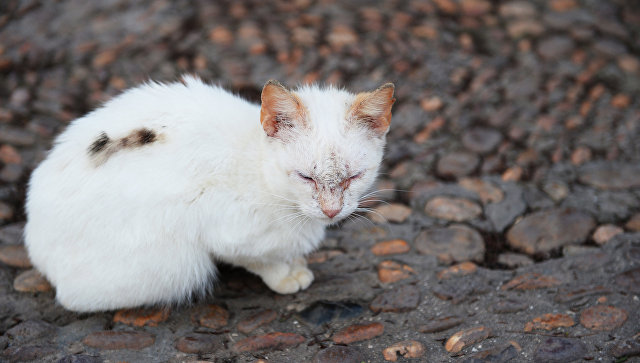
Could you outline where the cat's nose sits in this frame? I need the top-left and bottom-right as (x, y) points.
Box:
(322, 208), (341, 218)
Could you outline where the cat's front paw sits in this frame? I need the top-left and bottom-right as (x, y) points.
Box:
(270, 276), (303, 294)
(291, 265), (314, 290)
(267, 266), (314, 294)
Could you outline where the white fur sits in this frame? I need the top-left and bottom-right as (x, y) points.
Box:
(24, 76), (388, 312)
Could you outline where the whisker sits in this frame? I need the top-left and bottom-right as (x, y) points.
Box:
(350, 212), (376, 227)
(355, 207), (387, 223)
(358, 199), (391, 206)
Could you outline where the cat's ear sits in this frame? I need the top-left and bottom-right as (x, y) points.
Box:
(260, 80), (306, 138)
(348, 83), (396, 137)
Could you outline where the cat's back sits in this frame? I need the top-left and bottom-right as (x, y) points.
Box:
(54, 76), (258, 159)
(34, 77), (259, 184)
(27, 76), (262, 221)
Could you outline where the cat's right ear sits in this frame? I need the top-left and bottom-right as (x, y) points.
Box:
(260, 80), (306, 138)
(348, 83), (396, 137)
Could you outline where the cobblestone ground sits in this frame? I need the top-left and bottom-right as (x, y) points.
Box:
(1, 0), (639, 362)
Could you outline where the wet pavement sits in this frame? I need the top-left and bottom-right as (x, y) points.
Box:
(0, 0), (639, 362)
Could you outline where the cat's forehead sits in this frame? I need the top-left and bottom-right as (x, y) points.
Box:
(293, 85), (355, 134)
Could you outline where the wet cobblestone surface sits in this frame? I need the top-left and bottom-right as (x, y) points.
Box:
(0, 0), (639, 361)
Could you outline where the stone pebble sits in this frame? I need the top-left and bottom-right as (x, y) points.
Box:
(190, 304), (229, 329)
(592, 224), (623, 245)
(436, 151), (479, 178)
(371, 239), (410, 256)
(424, 196), (482, 222)
(501, 272), (561, 290)
(82, 331), (155, 350)
(415, 224), (485, 264)
(377, 260), (414, 283)
(418, 316), (464, 333)
(113, 308), (170, 327)
(312, 345), (365, 363)
(369, 203), (412, 223)
(579, 305), (628, 331)
(370, 285), (420, 313)
(445, 326), (491, 353)
(232, 332), (305, 353)
(382, 340), (425, 361)
(524, 313), (575, 332)
(237, 309), (277, 334)
(437, 262), (478, 280)
(0, 244), (32, 268)
(331, 322), (384, 344)
(458, 178), (504, 204)
(13, 269), (52, 292)
(533, 337), (586, 363)
(175, 333), (222, 354)
(506, 208), (595, 255)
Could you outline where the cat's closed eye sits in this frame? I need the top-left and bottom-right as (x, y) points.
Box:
(296, 171), (314, 182)
(349, 172), (363, 180)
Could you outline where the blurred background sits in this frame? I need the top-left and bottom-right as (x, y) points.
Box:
(1, 1), (639, 215)
(0, 1), (640, 361)
(0, 0), (639, 253)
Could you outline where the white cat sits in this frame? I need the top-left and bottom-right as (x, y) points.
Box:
(24, 76), (395, 312)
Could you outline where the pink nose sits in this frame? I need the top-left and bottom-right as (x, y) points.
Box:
(322, 208), (341, 218)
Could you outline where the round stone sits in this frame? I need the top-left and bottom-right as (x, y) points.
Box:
(491, 299), (528, 314)
(542, 180), (569, 202)
(0, 244), (32, 268)
(1, 345), (56, 362)
(436, 262), (478, 280)
(232, 332), (305, 353)
(113, 308), (170, 327)
(506, 208), (595, 255)
(458, 178), (504, 204)
(499, 1), (537, 18)
(6, 320), (55, 341)
(0, 223), (25, 245)
(497, 252), (533, 268)
(415, 224), (485, 264)
(580, 305), (628, 331)
(418, 316), (464, 333)
(436, 151), (479, 178)
(237, 309), (278, 334)
(312, 345), (365, 363)
(501, 272), (560, 290)
(57, 355), (103, 363)
(0, 201), (14, 221)
(191, 304), (229, 329)
(82, 331), (155, 350)
(537, 36), (575, 60)
(462, 127), (503, 153)
(175, 333), (222, 354)
(533, 337), (586, 363)
(332, 322), (384, 344)
(524, 313), (575, 332)
(370, 285), (420, 313)
(369, 204), (412, 223)
(425, 196), (482, 222)
(579, 162), (640, 190)
(445, 326), (491, 353)
(592, 224), (624, 245)
(382, 340), (425, 361)
(377, 260), (414, 283)
(13, 269), (52, 292)
(615, 267), (640, 294)
(626, 213), (640, 231)
(371, 239), (410, 256)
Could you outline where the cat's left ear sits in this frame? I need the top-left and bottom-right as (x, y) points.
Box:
(260, 80), (307, 138)
(348, 83), (396, 137)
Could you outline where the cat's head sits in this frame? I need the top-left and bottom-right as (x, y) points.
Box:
(260, 80), (395, 225)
